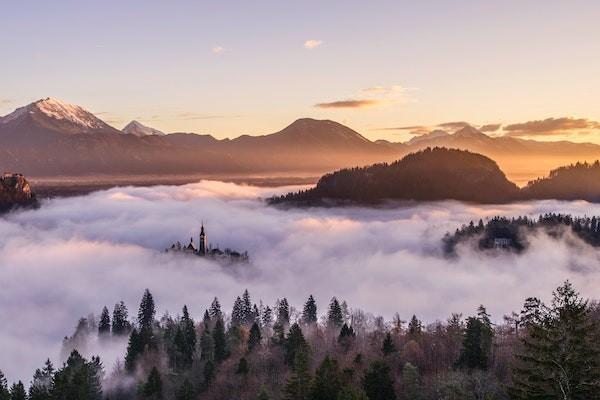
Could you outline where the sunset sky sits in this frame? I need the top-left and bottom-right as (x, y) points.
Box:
(1, 0), (600, 142)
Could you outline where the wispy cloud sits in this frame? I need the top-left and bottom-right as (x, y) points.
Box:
(212, 46), (225, 54)
(177, 112), (237, 120)
(480, 123), (502, 132)
(437, 121), (471, 130)
(303, 39), (323, 49)
(504, 117), (600, 137)
(0, 99), (12, 105)
(314, 99), (381, 109)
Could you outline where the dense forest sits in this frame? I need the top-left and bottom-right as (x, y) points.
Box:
(2, 282), (600, 399)
(270, 148), (600, 206)
(443, 213), (600, 254)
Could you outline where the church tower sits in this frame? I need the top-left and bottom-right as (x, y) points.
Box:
(198, 223), (207, 255)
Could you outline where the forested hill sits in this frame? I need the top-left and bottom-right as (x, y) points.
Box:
(522, 161), (600, 201)
(270, 147), (520, 205)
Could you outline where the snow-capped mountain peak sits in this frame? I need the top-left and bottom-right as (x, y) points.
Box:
(122, 120), (165, 137)
(0, 97), (110, 130)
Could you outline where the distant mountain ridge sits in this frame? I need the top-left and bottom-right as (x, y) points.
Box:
(2, 98), (600, 182)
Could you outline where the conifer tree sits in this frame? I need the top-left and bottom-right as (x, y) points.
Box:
(202, 309), (211, 327)
(50, 351), (103, 400)
(175, 379), (194, 400)
(338, 323), (356, 351)
(284, 323), (309, 365)
(283, 349), (311, 400)
(407, 315), (422, 337)
(200, 326), (215, 361)
(362, 360), (397, 400)
(236, 357), (250, 376)
(242, 289), (253, 325)
(209, 297), (222, 320)
(212, 317), (229, 362)
(177, 305), (196, 367)
(511, 281), (600, 399)
(231, 296), (244, 326)
(0, 371), (9, 400)
(310, 356), (342, 400)
(203, 360), (215, 388)
(140, 367), (162, 399)
(262, 306), (273, 328)
(248, 322), (262, 352)
(125, 328), (143, 372)
(28, 359), (54, 400)
(9, 382), (26, 400)
(98, 306), (111, 336)
(277, 298), (290, 326)
(138, 289), (156, 331)
(302, 295), (318, 325)
(112, 301), (130, 336)
(337, 386), (368, 400)
(381, 332), (396, 356)
(327, 297), (344, 329)
(456, 317), (488, 370)
(402, 363), (422, 400)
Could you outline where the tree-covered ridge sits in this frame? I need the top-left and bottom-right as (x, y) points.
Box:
(523, 161), (600, 201)
(444, 213), (600, 254)
(270, 148), (520, 205)
(271, 149), (600, 206)
(3, 283), (600, 399)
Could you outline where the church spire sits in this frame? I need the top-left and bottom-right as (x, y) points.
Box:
(199, 222), (207, 256)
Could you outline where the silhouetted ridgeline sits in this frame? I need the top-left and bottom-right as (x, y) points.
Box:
(2, 282), (600, 399)
(271, 148), (600, 206)
(444, 213), (600, 254)
(522, 161), (600, 201)
(270, 148), (520, 205)
(0, 173), (38, 213)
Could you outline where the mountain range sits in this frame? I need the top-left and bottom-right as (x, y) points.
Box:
(2, 97), (600, 184)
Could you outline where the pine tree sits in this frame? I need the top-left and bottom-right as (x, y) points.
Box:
(212, 317), (229, 362)
(338, 323), (356, 351)
(125, 328), (143, 372)
(9, 382), (26, 400)
(327, 298), (344, 329)
(248, 322), (262, 352)
(0, 370), (9, 400)
(98, 306), (111, 336)
(175, 379), (194, 400)
(176, 305), (196, 368)
(511, 281), (600, 399)
(402, 362), (422, 400)
(302, 295), (318, 325)
(277, 298), (290, 326)
(138, 289), (156, 331)
(209, 297), (222, 320)
(202, 309), (211, 327)
(456, 316), (488, 370)
(200, 326), (215, 361)
(50, 351), (103, 400)
(231, 296), (244, 326)
(28, 359), (54, 400)
(203, 360), (215, 388)
(262, 306), (273, 328)
(310, 356), (342, 400)
(112, 301), (130, 336)
(236, 357), (250, 375)
(140, 367), (162, 399)
(242, 289), (253, 325)
(283, 349), (311, 400)
(285, 323), (309, 366)
(362, 360), (397, 400)
(407, 315), (422, 337)
(381, 332), (396, 356)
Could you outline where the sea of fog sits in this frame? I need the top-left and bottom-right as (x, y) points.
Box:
(2, 180), (600, 383)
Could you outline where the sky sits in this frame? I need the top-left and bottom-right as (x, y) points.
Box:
(1, 0), (600, 142)
(4, 180), (600, 382)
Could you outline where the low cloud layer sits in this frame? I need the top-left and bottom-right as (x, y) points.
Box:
(3, 181), (600, 383)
